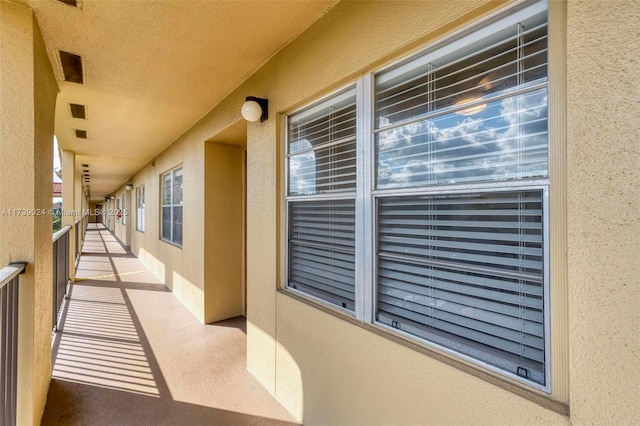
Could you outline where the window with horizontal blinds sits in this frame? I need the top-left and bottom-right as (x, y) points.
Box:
(371, 1), (549, 387)
(286, 87), (357, 311)
(288, 199), (356, 310)
(136, 185), (145, 232)
(376, 190), (545, 385)
(161, 167), (183, 247)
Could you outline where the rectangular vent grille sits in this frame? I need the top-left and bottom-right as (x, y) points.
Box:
(56, 0), (78, 7)
(59, 51), (84, 84)
(70, 103), (86, 119)
(75, 130), (87, 139)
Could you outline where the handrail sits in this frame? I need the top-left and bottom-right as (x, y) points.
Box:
(0, 263), (26, 290)
(52, 225), (72, 243)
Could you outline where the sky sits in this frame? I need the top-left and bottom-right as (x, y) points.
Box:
(53, 136), (62, 183)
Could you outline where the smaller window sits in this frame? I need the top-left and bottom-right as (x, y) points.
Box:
(136, 185), (145, 232)
(122, 195), (126, 225)
(161, 167), (183, 246)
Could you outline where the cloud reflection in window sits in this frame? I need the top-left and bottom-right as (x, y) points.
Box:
(289, 139), (316, 195)
(376, 88), (548, 189)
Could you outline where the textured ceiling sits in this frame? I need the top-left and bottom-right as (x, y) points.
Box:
(30, 0), (336, 201)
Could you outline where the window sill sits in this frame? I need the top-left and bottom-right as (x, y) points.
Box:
(160, 238), (182, 249)
(277, 288), (569, 417)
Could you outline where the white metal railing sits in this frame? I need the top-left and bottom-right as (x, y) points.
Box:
(0, 261), (26, 426)
(52, 226), (71, 332)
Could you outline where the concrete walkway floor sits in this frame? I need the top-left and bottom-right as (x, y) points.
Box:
(42, 223), (297, 426)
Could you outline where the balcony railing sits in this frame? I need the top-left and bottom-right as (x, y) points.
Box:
(0, 262), (26, 426)
(74, 216), (88, 263)
(52, 226), (71, 332)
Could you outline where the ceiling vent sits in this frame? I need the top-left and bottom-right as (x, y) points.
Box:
(55, 0), (79, 7)
(59, 51), (84, 84)
(70, 103), (87, 119)
(75, 129), (87, 139)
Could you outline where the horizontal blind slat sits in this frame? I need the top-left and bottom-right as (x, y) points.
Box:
(378, 259), (543, 299)
(377, 304), (544, 363)
(378, 290), (544, 345)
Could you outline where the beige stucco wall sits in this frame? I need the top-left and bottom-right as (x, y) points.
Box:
(245, 1), (568, 423)
(121, 0), (639, 424)
(0, 2), (58, 424)
(204, 142), (245, 323)
(566, 1), (640, 424)
(129, 134), (206, 322)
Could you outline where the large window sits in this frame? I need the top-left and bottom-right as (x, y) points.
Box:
(161, 167), (183, 246)
(286, 1), (549, 390)
(136, 185), (145, 232)
(287, 87), (357, 310)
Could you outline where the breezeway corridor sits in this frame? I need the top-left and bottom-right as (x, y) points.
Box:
(41, 223), (297, 425)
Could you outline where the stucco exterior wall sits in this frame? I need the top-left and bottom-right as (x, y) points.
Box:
(122, 0), (639, 424)
(244, 1), (569, 423)
(566, 1), (640, 423)
(0, 2), (58, 424)
(204, 142), (245, 323)
(129, 134), (206, 322)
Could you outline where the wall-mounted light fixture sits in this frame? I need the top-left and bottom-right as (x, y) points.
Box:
(241, 96), (268, 122)
(454, 96), (487, 116)
(104, 197), (109, 202)
(125, 184), (133, 191)
(110, 195), (115, 200)
(453, 70), (490, 116)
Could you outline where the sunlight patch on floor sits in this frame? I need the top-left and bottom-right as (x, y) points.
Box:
(53, 285), (161, 397)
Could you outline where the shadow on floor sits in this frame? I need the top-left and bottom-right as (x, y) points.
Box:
(42, 224), (297, 426)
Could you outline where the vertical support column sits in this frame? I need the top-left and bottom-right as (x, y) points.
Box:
(74, 159), (83, 254)
(246, 90), (278, 393)
(61, 149), (76, 281)
(124, 189), (131, 246)
(0, 2), (58, 425)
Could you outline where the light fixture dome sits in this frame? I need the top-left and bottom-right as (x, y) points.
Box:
(241, 96), (268, 122)
(242, 100), (263, 122)
(454, 96), (487, 116)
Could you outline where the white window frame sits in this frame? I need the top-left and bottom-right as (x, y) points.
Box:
(136, 185), (145, 232)
(161, 167), (183, 247)
(284, 0), (552, 393)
